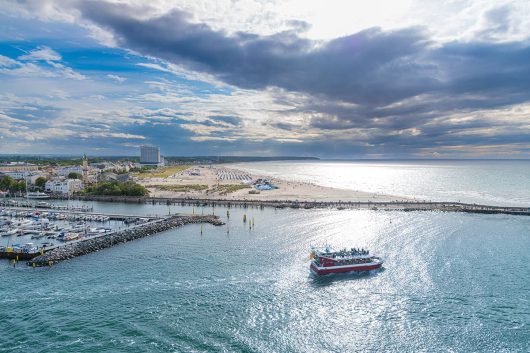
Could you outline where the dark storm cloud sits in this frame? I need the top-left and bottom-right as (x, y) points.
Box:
(74, 2), (530, 109)
(75, 1), (437, 106)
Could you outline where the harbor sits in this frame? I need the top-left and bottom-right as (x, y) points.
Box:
(0, 201), (224, 265)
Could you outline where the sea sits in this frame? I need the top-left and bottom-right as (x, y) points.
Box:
(232, 159), (530, 206)
(1, 160), (529, 352)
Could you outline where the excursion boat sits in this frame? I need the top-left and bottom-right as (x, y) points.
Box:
(309, 246), (384, 275)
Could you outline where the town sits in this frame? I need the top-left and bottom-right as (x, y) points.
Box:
(0, 146), (165, 198)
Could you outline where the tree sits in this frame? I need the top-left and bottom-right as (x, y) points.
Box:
(83, 181), (149, 196)
(11, 180), (26, 193)
(0, 175), (15, 191)
(35, 176), (47, 188)
(67, 172), (82, 179)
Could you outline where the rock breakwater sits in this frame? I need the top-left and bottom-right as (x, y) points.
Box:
(28, 215), (224, 267)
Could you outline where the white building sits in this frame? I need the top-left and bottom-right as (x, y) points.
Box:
(56, 166), (84, 177)
(2, 171), (45, 183)
(45, 179), (84, 195)
(3, 171), (32, 180)
(140, 145), (162, 165)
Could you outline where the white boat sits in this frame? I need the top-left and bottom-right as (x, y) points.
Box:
(26, 192), (50, 199)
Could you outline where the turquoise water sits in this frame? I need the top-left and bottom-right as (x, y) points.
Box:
(1, 160), (530, 352)
(232, 160), (530, 206)
(1, 200), (529, 352)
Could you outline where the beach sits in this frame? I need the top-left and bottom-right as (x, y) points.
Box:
(137, 164), (411, 202)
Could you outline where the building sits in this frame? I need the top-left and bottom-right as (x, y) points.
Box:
(0, 163), (39, 172)
(56, 166), (84, 177)
(1, 170), (45, 183)
(140, 145), (162, 165)
(3, 171), (33, 180)
(45, 178), (84, 195)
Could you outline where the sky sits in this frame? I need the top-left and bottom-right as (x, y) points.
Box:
(0, 0), (530, 158)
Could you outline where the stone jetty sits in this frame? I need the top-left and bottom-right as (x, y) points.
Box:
(60, 195), (530, 217)
(27, 215), (224, 267)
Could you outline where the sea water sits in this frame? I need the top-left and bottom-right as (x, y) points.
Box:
(232, 159), (530, 206)
(1, 161), (529, 352)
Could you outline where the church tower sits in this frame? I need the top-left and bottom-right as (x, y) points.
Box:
(82, 154), (89, 184)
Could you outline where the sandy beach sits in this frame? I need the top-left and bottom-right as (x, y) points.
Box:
(136, 164), (411, 202)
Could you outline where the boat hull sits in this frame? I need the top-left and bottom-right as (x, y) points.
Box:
(310, 260), (383, 276)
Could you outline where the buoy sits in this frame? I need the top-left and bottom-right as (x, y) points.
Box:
(243, 214), (247, 223)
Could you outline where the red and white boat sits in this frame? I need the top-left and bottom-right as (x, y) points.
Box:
(309, 246), (384, 275)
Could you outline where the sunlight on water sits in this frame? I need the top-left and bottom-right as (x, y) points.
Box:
(233, 160), (530, 206)
(1, 200), (528, 352)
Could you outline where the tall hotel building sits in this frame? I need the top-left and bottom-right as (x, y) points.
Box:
(140, 145), (161, 165)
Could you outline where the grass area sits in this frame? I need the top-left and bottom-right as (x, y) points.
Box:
(210, 184), (251, 195)
(149, 184), (209, 192)
(134, 165), (191, 179)
(83, 181), (149, 196)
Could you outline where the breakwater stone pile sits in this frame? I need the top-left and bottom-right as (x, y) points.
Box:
(28, 215), (224, 267)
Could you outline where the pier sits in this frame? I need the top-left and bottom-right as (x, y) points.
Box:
(58, 195), (530, 216)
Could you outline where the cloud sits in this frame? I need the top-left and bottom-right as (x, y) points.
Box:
(18, 46), (62, 61)
(0, 55), (19, 67)
(0, 47), (86, 80)
(74, 2), (530, 109)
(107, 74), (126, 83)
(2, 0), (530, 157)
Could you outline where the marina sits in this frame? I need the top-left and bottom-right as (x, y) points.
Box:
(0, 202), (223, 264)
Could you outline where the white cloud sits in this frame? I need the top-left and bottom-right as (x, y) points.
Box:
(107, 74), (126, 83)
(47, 61), (86, 80)
(136, 62), (226, 86)
(0, 62), (56, 78)
(18, 46), (62, 61)
(0, 55), (19, 67)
